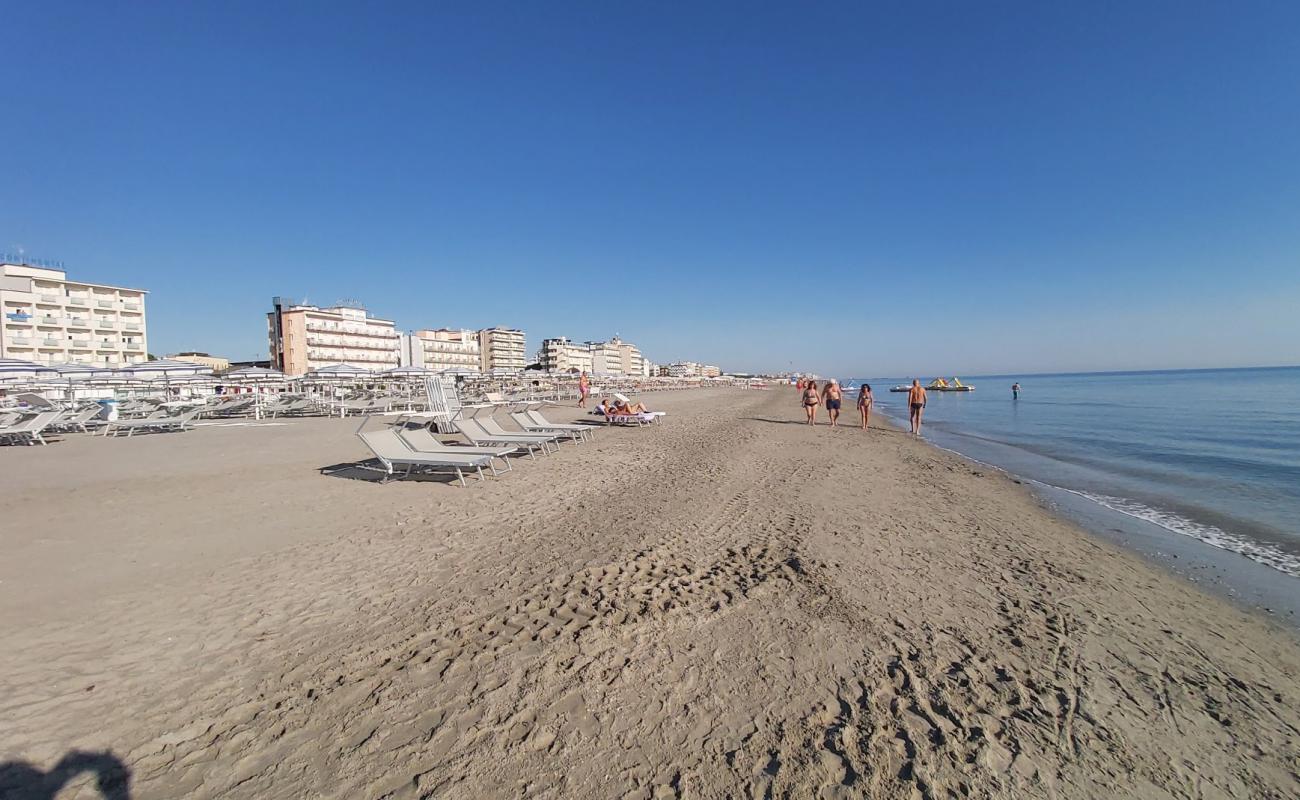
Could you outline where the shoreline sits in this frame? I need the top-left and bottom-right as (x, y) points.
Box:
(869, 405), (1300, 629)
(3, 387), (1298, 798)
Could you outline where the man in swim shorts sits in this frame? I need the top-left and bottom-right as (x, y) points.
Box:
(823, 379), (844, 427)
(908, 379), (927, 435)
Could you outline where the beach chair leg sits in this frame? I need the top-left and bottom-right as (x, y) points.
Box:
(476, 466), (485, 482)
(489, 462), (499, 478)
(455, 468), (466, 488)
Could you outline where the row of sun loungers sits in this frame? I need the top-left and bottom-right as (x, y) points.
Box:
(352, 377), (625, 486)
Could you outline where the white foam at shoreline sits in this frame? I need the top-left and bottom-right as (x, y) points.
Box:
(1059, 489), (1300, 578)
(879, 409), (1300, 579)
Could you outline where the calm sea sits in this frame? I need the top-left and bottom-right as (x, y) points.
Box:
(844, 367), (1300, 579)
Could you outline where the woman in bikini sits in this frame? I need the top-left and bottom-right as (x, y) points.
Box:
(802, 379), (820, 425)
(857, 383), (873, 430)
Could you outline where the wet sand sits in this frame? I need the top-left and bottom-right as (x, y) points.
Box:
(1, 388), (1297, 798)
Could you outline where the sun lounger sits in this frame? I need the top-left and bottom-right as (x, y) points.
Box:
(396, 426), (517, 471)
(48, 406), (105, 433)
(452, 418), (554, 459)
(477, 414), (576, 446)
(356, 428), (498, 487)
(604, 411), (660, 427)
(514, 409), (595, 441)
(0, 410), (64, 445)
(507, 411), (590, 443)
(104, 408), (202, 437)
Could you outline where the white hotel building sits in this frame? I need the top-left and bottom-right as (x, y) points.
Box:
(0, 261), (148, 367)
(401, 328), (483, 372)
(538, 335), (649, 376)
(267, 298), (400, 376)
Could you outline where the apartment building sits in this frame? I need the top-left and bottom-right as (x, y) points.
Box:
(168, 352), (230, 372)
(267, 298), (399, 376)
(401, 328), (482, 372)
(0, 261), (148, 367)
(478, 327), (526, 372)
(665, 361), (723, 378)
(538, 335), (649, 376)
(538, 337), (595, 373)
(588, 336), (647, 376)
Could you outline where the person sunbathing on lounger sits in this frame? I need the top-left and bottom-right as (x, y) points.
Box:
(610, 399), (649, 415)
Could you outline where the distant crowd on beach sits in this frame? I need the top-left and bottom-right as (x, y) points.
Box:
(796, 377), (1024, 436)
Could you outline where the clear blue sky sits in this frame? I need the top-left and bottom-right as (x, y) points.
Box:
(3, 2), (1298, 375)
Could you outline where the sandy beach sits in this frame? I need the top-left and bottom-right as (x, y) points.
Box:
(2, 387), (1297, 799)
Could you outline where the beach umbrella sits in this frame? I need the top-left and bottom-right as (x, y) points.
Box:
(306, 363), (373, 378)
(381, 366), (435, 377)
(224, 366), (287, 418)
(0, 357), (57, 383)
(123, 358), (213, 378)
(49, 361), (115, 379)
(225, 366), (286, 380)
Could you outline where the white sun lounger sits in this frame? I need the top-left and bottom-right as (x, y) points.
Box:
(477, 414), (576, 446)
(509, 413), (592, 444)
(523, 409), (595, 439)
(357, 428), (497, 487)
(0, 410), (64, 445)
(396, 426), (518, 471)
(104, 408), (202, 437)
(452, 418), (555, 458)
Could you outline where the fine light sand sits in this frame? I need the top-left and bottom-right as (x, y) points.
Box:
(1, 388), (1298, 799)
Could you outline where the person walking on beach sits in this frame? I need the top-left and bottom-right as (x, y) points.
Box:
(823, 379), (844, 427)
(1012, 382), (1021, 400)
(857, 383), (873, 429)
(802, 379), (820, 425)
(908, 379), (927, 435)
(578, 372), (590, 408)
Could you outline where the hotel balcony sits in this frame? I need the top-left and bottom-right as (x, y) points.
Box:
(37, 316), (63, 326)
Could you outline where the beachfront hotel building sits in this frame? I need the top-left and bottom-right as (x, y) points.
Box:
(665, 361), (722, 378)
(0, 261), (148, 367)
(267, 298), (400, 376)
(167, 352), (231, 372)
(537, 337), (595, 374)
(479, 327), (526, 372)
(538, 335), (649, 376)
(400, 328), (482, 372)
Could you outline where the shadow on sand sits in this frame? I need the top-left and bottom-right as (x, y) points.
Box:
(0, 750), (131, 799)
(319, 459), (469, 486)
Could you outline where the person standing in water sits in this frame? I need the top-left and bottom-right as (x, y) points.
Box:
(823, 379), (844, 427)
(802, 379), (820, 425)
(1012, 382), (1021, 400)
(578, 372), (590, 408)
(857, 383), (873, 429)
(908, 379), (927, 435)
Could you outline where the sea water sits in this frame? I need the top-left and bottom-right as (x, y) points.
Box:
(847, 367), (1300, 581)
